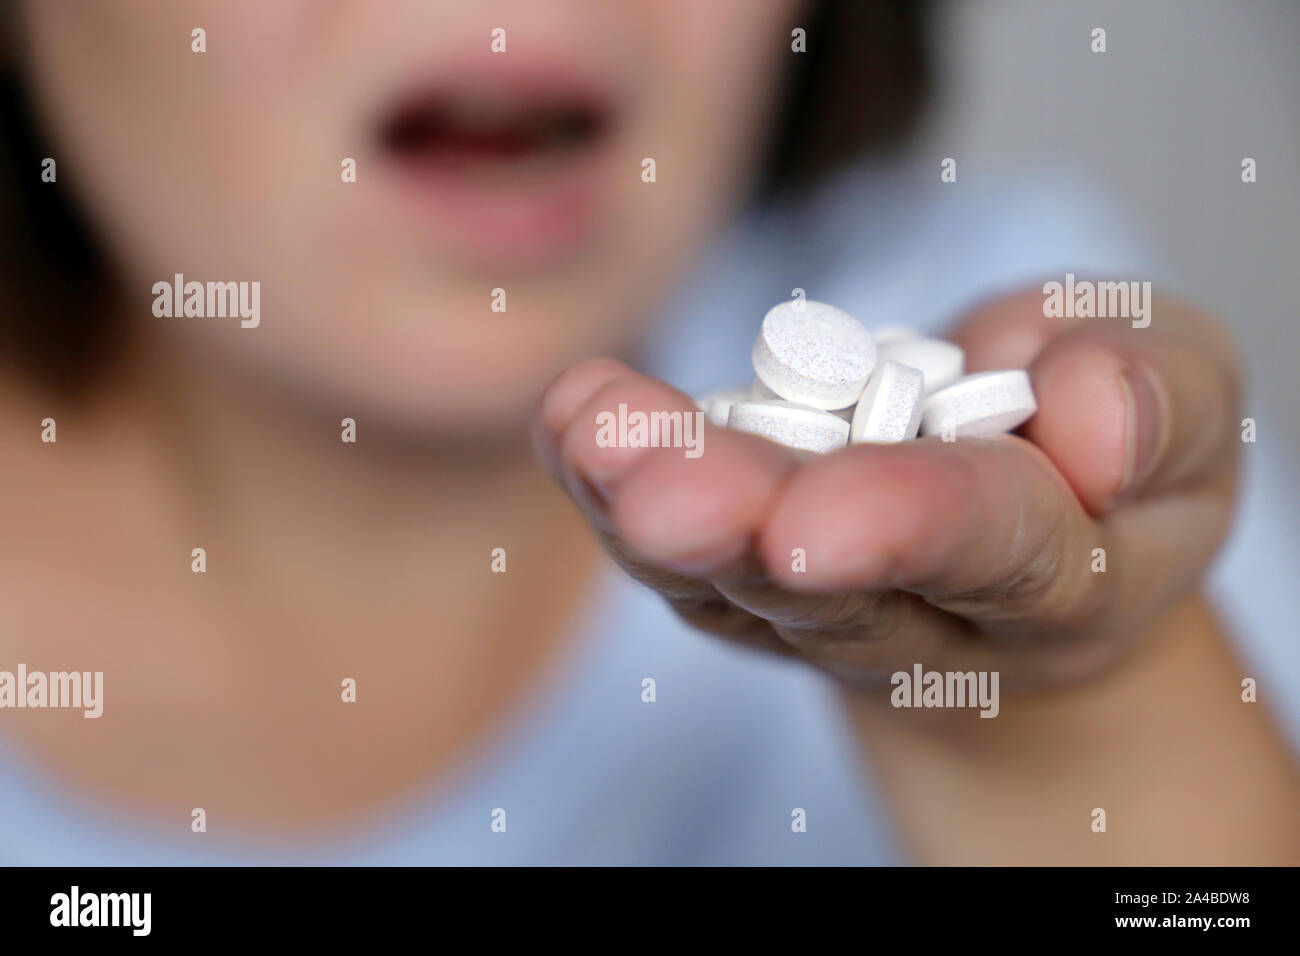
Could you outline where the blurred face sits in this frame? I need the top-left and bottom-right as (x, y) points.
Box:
(19, 0), (799, 433)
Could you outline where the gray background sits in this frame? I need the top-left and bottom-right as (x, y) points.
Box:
(920, 0), (1299, 476)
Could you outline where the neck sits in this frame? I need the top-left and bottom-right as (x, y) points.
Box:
(112, 337), (602, 648)
(0, 340), (604, 827)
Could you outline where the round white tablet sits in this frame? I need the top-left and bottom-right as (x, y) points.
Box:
(870, 324), (921, 348)
(751, 300), (875, 410)
(727, 400), (850, 454)
(920, 370), (1038, 438)
(850, 361), (925, 443)
(756, 376), (855, 420)
(695, 386), (752, 427)
(877, 338), (964, 395)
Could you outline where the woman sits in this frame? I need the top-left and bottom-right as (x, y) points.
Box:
(0, 0), (1294, 864)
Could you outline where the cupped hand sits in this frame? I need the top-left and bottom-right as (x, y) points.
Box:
(530, 289), (1241, 692)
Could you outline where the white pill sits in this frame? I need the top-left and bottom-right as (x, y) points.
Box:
(751, 300), (875, 410)
(756, 375), (855, 420)
(877, 338), (964, 395)
(727, 400), (849, 454)
(850, 361), (924, 443)
(696, 386), (752, 427)
(920, 370), (1037, 438)
(870, 324), (921, 348)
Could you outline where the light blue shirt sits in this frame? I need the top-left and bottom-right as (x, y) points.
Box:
(2, 162), (1295, 864)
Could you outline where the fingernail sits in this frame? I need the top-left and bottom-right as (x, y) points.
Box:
(1120, 363), (1166, 496)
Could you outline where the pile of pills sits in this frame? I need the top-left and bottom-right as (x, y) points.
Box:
(697, 300), (1037, 454)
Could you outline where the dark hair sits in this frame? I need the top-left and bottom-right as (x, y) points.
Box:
(761, 0), (931, 193)
(0, 1), (929, 396)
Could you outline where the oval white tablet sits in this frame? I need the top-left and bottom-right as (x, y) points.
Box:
(850, 361), (924, 443)
(727, 400), (850, 454)
(877, 338), (964, 395)
(696, 386), (752, 427)
(751, 300), (875, 410)
(920, 370), (1038, 438)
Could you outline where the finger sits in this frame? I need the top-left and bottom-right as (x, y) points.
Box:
(754, 436), (1115, 632)
(537, 360), (715, 595)
(535, 358), (706, 596)
(1023, 320), (1240, 515)
(537, 362), (805, 657)
(531, 356), (633, 480)
(560, 369), (801, 575)
(948, 288), (1064, 371)
(949, 288), (1241, 513)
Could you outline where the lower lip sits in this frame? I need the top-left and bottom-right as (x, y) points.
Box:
(377, 141), (615, 268)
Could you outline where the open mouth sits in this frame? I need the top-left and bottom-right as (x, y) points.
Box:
(378, 92), (611, 175)
(370, 63), (624, 265)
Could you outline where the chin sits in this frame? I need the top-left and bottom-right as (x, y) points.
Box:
(300, 331), (595, 440)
